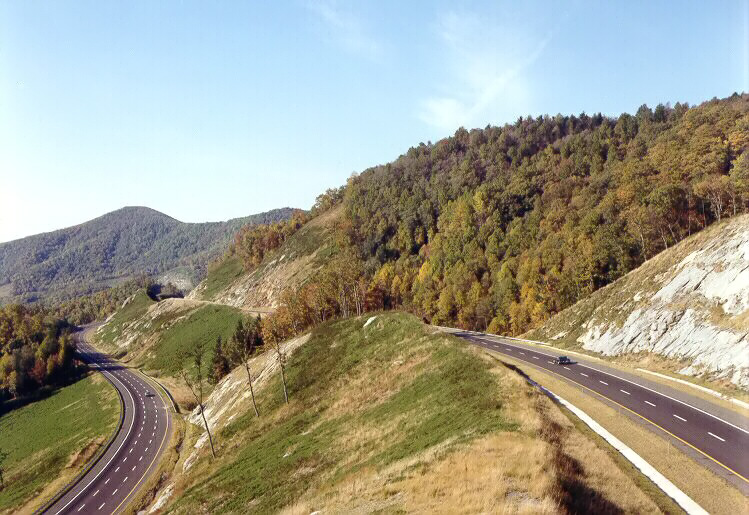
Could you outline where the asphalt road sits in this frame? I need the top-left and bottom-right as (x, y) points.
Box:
(43, 340), (172, 515)
(453, 331), (749, 486)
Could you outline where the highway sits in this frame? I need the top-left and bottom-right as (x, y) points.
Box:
(42, 339), (172, 515)
(451, 330), (749, 487)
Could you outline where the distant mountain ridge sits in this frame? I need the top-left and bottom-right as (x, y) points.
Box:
(0, 206), (297, 304)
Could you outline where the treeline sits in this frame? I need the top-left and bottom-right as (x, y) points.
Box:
(0, 304), (78, 401)
(48, 277), (152, 325)
(231, 211), (310, 270)
(256, 95), (748, 339)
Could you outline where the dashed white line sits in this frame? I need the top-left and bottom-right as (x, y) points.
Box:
(620, 389), (630, 395)
(519, 351), (525, 355)
(98, 503), (105, 511)
(673, 414), (687, 422)
(132, 465), (136, 471)
(112, 488), (118, 495)
(532, 356), (539, 360)
(580, 373), (588, 377)
(104, 478), (110, 485)
(123, 476), (128, 482)
(599, 380), (608, 385)
(77, 505), (85, 512)
(114, 466), (120, 472)
(645, 401), (656, 407)
(93, 489), (99, 497)
(547, 361), (554, 364)
(708, 432), (725, 442)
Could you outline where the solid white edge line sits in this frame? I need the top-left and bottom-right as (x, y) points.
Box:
(573, 365), (749, 435)
(544, 387), (707, 515)
(52, 368), (137, 515)
(475, 335), (749, 436)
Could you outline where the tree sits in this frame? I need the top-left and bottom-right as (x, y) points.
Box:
(208, 336), (230, 385)
(228, 317), (262, 417)
(179, 341), (216, 458)
(262, 316), (289, 404)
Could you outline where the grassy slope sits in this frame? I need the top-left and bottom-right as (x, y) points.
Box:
(167, 313), (660, 514)
(95, 290), (155, 351)
(0, 375), (119, 512)
(192, 206), (339, 307)
(145, 304), (245, 377)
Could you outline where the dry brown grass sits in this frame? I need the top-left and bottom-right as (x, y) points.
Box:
(493, 350), (749, 515)
(281, 357), (660, 515)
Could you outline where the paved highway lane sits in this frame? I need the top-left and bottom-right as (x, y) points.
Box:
(452, 331), (749, 486)
(43, 341), (172, 515)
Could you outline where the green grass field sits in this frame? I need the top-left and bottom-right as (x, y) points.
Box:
(146, 304), (245, 376)
(171, 313), (518, 513)
(0, 374), (119, 512)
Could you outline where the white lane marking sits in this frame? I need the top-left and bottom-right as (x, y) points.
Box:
(576, 362), (749, 436)
(98, 503), (105, 510)
(532, 356), (539, 360)
(673, 414), (687, 422)
(599, 380), (608, 385)
(129, 448), (133, 453)
(620, 389), (631, 395)
(645, 401), (656, 407)
(123, 476), (128, 482)
(563, 367), (570, 370)
(145, 447), (149, 452)
(112, 488), (118, 495)
(580, 373), (588, 377)
(104, 478), (110, 484)
(93, 490), (99, 497)
(547, 361), (554, 364)
(52, 369), (137, 515)
(132, 465), (136, 471)
(114, 466), (120, 472)
(708, 432), (725, 442)
(505, 348), (512, 351)
(139, 456), (143, 461)
(149, 439), (152, 444)
(77, 505), (85, 512)
(519, 351), (525, 355)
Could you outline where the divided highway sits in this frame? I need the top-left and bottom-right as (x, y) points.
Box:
(42, 340), (172, 515)
(452, 330), (749, 486)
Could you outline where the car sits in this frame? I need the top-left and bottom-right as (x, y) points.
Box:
(145, 391), (155, 397)
(554, 356), (572, 365)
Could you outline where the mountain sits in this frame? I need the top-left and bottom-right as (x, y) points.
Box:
(525, 214), (749, 389)
(0, 206), (297, 304)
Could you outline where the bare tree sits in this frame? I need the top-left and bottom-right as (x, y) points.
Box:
(179, 341), (216, 458)
(274, 337), (289, 404)
(229, 317), (261, 417)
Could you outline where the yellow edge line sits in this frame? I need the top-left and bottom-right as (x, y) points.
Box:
(486, 347), (749, 484)
(111, 386), (171, 513)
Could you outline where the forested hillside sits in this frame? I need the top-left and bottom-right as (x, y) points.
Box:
(246, 95), (748, 343)
(0, 206), (295, 305)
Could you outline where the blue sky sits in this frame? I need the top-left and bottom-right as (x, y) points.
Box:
(1, 1), (747, 242)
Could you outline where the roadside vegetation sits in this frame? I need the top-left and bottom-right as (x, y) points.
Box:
(0, 373), (119, 513)
(164, 313), (661, 513)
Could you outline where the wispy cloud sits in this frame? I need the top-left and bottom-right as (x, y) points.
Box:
(307, 1), (382, 61)
(420, 11), (551, 132)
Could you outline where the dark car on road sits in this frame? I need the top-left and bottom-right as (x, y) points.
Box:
(554, 356), (572, 365)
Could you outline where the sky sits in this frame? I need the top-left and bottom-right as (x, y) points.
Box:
(1, 1), (747, 243)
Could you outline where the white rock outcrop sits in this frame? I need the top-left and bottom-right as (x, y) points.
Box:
(576, 216), (749, 388)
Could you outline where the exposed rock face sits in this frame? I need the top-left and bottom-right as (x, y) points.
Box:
(528, 215), (749, 389)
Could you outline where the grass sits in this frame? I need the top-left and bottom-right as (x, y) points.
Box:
(163, 313), (661, 514)
(491, 349), (749, 515)
(0, 374), (119, 513)
(95, 290), (155, 349)
(170, 313), (516, 513)
(198, 256), (245, 301)
(145, 304), (244, 377)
